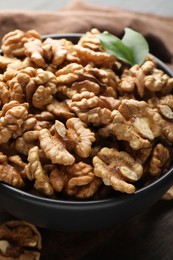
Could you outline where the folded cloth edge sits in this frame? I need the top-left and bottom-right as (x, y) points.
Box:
(0, 0), (172, 67)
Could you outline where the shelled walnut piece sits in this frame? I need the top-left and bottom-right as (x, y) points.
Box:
(163, 185), (173, 200)
(93, 147), (143, 194)
(0, 28), (173, 198)
(0, 220), (41, 260)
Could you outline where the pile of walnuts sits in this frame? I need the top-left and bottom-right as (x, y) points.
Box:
(0, 28), (173, 199)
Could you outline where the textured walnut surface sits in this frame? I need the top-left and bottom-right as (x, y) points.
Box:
(0, 28), (173, 199)
(0, 220), (41, 259)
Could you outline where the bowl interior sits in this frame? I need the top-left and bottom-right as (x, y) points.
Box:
(0, 33), (173, 231)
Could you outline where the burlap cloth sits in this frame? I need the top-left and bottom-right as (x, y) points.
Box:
(0, 0), (173, 259)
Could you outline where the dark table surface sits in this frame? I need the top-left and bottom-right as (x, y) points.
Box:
(41, 199), (173, 259)
(1, 198), (173, 259)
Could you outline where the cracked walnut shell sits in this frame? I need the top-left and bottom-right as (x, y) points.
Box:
(0, 220), (41, 259)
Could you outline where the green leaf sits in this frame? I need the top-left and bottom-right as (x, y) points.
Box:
(97, 28), (149, 66)
(122, 27), (149, 65)
(98, 32), (134, 65)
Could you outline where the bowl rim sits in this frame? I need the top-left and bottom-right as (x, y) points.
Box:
(1, 163), (173, 205)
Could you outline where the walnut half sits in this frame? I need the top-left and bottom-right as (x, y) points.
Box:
(93, 147), (143, 194)
(0, 220), (41, 260)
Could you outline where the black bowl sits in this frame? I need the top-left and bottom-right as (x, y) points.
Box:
(0, 34), (173, 232)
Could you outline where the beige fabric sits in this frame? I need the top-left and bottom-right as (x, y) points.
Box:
(0, 0), (172, 68)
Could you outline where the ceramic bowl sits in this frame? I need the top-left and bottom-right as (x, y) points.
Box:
(0, 34), (173, 232)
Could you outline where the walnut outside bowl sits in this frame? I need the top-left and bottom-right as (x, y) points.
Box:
(0, 34), (173, 232)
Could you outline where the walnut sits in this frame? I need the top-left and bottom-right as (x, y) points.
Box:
(93, 147), (143, 194)
(0, 153), (25, 188)
(6, 66), (38, 104)
(49, 167), (65, 192)
(149, 143), (170, 176)
(6, 67), (36, 105)
(34, 120), (53, 131)
(119, 63), (150, 97)
(0, 101), (28, 144)
(56, 63), (83, 84)
(144, 64), (173, 95)
(64, 162), (102, 199)
(111, 99), (163, 149)
(57, 78), (100, 100)
(7, 78), (25, 103)
(3, 58), (33, 86)
(119, 60), (173, 97)
(162, 121), (173, 142)
(70, 91), (112, 125)
(42, 37), (68, 66)
(158, 104), (173, 120)
(99, 96), (121, 111)
(98, 123), (114, 138)
(160, 77), (173, 95)
(15, 130), (39, 156)
(123, 144), (152, 165)
(43, 37), (76, 64)
(46, 99), (74, 119)
(119, 69), (136, 93)
(34, 111), (55, 121)
(78, 28), (102, 51)
(74, 44), (116, 66)
(0, 82), (10, 107)
(155, 95), (173, 119)
(8, 155), (27, 180)
(7, 67), (57, 109)
(0, 152), (7, 163)
(79, 107), (112, 126)
(25, 146), (54, 196)
(162, 185), (173, 200)
(24, 38), (46, 67)
(72, 79), (100, 96)
(0, 56), (19, 70)
(56, 63), (118, 99)
(32, 69), (57, 108)
(0, 220), (41, 259)
(118, 99), (163, 138)
(148, 95), (173, 141)
(66, 117), (96, 158)
(45, 162), (102, 199)
(112, 109), (151, 150)
(84, 66), (119, 97)
(70, 91), (106, 112)
(2, 29), (42, 58)
(39, 121), (75, 165)
(56, 64), (100, 98)
(12, 117), (37, 139)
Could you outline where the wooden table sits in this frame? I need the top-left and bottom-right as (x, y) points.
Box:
(1, 199), (173, 259)
(40, 200), (173, 259)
